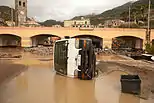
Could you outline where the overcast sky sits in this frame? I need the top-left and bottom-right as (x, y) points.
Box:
(0, 0), (133, 21)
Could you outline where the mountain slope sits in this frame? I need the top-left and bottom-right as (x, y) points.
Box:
(72, 0), (154, 26)
(97, 2), (132, 19)
(0, 6), (15, 22)
(39, 19), (63, 27)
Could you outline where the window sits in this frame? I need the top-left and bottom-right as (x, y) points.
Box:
(74, 21), (76, 25)
(19, 1), (21, 6)
(23, 2), (26, 7)
(85, 21), (87, 24)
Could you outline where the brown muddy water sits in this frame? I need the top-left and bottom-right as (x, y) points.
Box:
(0, 48), (153, 103)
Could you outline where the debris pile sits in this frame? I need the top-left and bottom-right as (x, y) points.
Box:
(96, 49), (116, 55)
(24, 47), (53, 56)
(0, 53), (22, 58)
(113, 49), (145, 57)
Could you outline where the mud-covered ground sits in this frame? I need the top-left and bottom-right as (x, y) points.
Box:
(0, 48), (153, 103)
(96, 59), (154, 100)
(0, 61), (27, 85)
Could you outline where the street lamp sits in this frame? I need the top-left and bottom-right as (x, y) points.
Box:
(129, 5), (131, 28)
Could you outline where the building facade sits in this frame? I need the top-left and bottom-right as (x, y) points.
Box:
(52, 25), (62, 28)
(22, 18), (41, 27)
(15, 0), (27, 26)
(104, 19), (125, 28)
(64, 17), (91, 28)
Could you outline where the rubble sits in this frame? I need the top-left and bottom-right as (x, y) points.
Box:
(95, 49), (116, 55)
(113, 49), (144, 57)
(0, 53), (22, 58)
(24, 46), (53, 56)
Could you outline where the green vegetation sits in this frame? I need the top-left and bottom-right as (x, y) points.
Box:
(145, 43), (154, 54)
(118, 23), (140, 28)
(0, 6), (15, 22)
(38, 20), (63, 27)
(72, 0), (154, 28)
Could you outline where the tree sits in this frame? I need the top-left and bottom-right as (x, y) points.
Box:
(145, 43), (154, 54)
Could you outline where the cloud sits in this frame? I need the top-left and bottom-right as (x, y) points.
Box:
(0, 0), (132, 21)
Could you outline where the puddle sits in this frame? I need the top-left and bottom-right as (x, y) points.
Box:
(119, 93), (140, 103)
(96, 54), (127, 61)
(1, 65), (152, 103)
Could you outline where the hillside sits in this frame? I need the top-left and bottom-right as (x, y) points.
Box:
(97, 2), (133, 19)
(0, 6), (15, 22)
(72, 0), (154, 27)
(39, 19), (63, 27)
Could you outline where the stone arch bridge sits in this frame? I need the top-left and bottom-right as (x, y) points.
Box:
(0, 27), (154, 49)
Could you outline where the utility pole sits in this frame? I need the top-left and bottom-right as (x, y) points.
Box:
(147, 0), (151, 44)
(128, 1), (134, 28)
(11, 5), (14, 27)
(129, 6), (131, 28)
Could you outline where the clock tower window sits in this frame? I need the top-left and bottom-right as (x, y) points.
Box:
(23, 2), (25, 7)
(19, 1), (21, 6)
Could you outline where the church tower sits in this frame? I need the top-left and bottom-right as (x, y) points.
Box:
(15, 0), (27, 26)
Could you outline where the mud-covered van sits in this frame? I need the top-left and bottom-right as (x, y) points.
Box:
(53, 38), (97, 80)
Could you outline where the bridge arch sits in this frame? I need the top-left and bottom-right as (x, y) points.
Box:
(112, 36), (143, 50)
(30, 34), (61, 47)
(72, 34), (103, 48)
(0, 34), (21, 47)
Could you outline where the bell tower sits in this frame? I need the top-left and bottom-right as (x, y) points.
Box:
(15, 0), (27, 26)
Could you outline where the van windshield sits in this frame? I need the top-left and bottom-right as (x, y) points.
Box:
(54, 40), (68, 75)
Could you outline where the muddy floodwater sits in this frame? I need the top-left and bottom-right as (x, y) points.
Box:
(0, 48), (153, 103)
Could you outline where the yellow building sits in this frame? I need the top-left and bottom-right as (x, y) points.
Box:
(64, 17), (91, 28)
